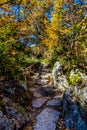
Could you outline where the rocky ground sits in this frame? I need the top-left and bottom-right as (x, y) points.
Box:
(0, 63), (87, 130)
(23, 64), (67, 130)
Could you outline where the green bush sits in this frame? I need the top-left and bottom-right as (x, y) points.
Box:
(69, 72), (81, 85)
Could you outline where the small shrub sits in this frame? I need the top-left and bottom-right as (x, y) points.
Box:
(69, 72), (81, 85)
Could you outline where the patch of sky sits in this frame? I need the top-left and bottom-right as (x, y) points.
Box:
(19, 35), (37, 47)
(66, 23), (71, 27)
(12, 4), (22, 21)
(45, 8), (53, 21)
(30, 35), (37, 39)
(12, 4), (27, 21)
(63, 5), (70, 10)
(0, 4), (24, 21)
(0, 8), (4, 14)
(0, 8), (9, 15)
(27, 42), (36, 47)
(82, 0), (87, 5)
(75, 0), (87, 5)
(19, 36), (24, 44)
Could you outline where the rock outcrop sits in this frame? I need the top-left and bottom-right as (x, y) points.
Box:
(52, 62), (69, 91)
(52, 62), (87, 129)
(34, 108), (60, 130)
(0, 106), (29, 130)
(63, 91), (87, 130)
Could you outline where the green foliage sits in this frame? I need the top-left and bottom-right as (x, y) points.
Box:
(0, 0), (87, 79)
(69, 72), (81, 85)
(45, 1), (87, 73)
(0, 22), (40, 78)
(13, 104), (25, 116)
(0, 99), (6, 109)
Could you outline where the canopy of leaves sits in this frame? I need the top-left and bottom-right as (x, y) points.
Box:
(0, 0), (87, 77)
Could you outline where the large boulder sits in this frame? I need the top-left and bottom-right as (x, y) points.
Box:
(78, 86), (87, 105)
(0, 106), (29, 130)
(77, 72), (87, 106)
(52, 62), (69, 91)
(63, 92), (87, 130)
(69, 70), (87, 106)
(34, 108), (60, 130)
(39, 86), (55, 96)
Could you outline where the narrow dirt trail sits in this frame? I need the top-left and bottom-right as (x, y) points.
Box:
(24, 63), (66, 130)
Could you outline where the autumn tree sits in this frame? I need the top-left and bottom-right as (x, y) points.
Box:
(44, 0), (87, 71)
(60, 0), (87, 71)
(0, 0), (86, 76)
(0, 0), (54, 76)
(0, 0), (38, 76)
(43, 0), (65, 65)
(20, 0), (53, 57)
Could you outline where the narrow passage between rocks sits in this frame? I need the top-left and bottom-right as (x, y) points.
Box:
(24, 64), (67, 130)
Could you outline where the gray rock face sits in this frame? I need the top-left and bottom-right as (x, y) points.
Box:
(63, 92), (87, 130)
(34, 108), (60, 130)
(41, 73), (51, 79)
(47, 98), (62, 108)
(70, 71), (87, 106)
(78, 86), (87, 105)
(52, 62), (69, 91)
(0, 107), (29, 130)
(5, 107), (18, 118)
(0, 110), (14, 130)
(32, 98), (48, 109)
(39, 86), (55, 96)
(0, 117), (14, 130)
(79, 72), (87, 84)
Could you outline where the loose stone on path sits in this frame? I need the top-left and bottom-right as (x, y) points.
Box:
(39, 86), (56, 96)
(33, 91), (42, 98)
(34, 108), (60, 130)
(47, 98), (62, 108)
(32, 98), (48, 109)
